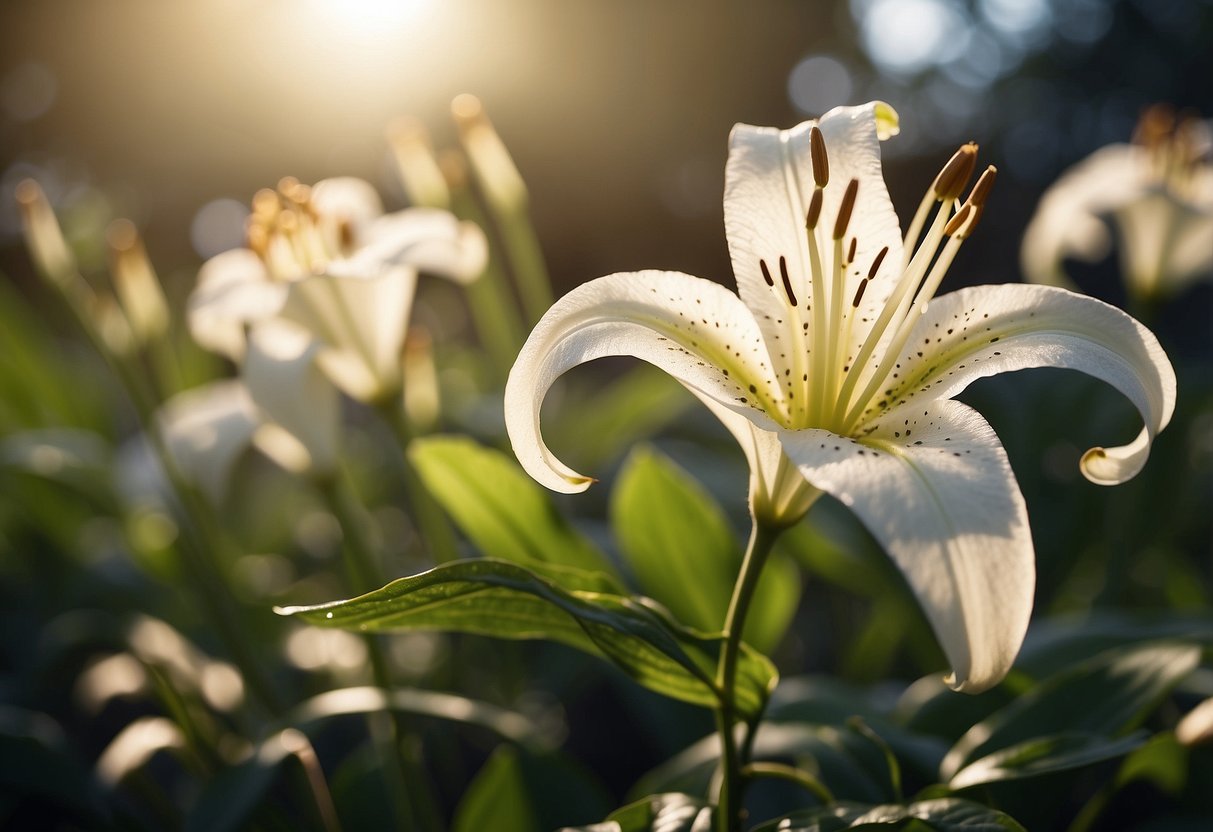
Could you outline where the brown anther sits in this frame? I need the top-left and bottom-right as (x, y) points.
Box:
(944, 203), (978, 237)
(867, 245), (889, 279)
(778, 255), (798, 306)
(809, 126), (829, 188)
(967, 165), (997, 207)
(338, 219), (356, 253)
(252, 188), (280, 218)
(805, 188), (823, 229)
(833, 179), (859, 240)
(932, 142), (978, 200)
(759, 258), (775, 287)
(1133, 103), (1176, 148)
(246, 220), (269, 256)
(847, 236), (857, 265)
(277, 176), (301, 198)
(852, 278), (868, 308)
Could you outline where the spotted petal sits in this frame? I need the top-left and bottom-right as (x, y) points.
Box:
(504, 270), (783, 494)
(724, 102), (904, 386)
(863, 284), (1175, 485)
(781, 399), (1032, 692)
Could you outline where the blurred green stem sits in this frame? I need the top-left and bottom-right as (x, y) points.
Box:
(714, 519), (781, 832)
(42, 268), (282, 712)
(450, 188), (525, 383)
(317, 471), (442, 832)
(374, 392), (459, 564)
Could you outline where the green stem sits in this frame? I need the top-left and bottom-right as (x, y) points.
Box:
(714, 519), (781, 832)
(46, 269), (283, 712)
(374, 393), (460, 564)
(317, 470), (442, 832)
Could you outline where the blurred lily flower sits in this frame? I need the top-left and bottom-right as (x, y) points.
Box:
(188, 176), (487, 403)
(505, 102), (1175, 693)
(1022, 105), (1213, 302)
(159, 342), (340, 502)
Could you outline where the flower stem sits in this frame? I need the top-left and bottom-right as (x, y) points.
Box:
(375, 393), (460, 564)
(715, 519), (781, 832)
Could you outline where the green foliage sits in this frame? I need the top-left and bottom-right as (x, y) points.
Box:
(749, 799), (1027, 831)
(409, 435), (616, 578)
(612, 446), (800, 653)
(277, 559), (778, 718)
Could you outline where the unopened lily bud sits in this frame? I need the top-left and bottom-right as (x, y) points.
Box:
(403, 326), (441, 431)
(386, 116), (451, 209)
(15, 179), (77, 288)
(107, 219), (170, 344)
(1177, 697), (1213, 747)
(452, 94), (526, 211)
(91, 292), (137, 357)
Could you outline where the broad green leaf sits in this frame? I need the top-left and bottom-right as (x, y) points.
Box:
(948, 731), (1148, 790)
(409, 435), (615, 578)
(549, 364), (693, 472)
(454, 746), (612, 832)
(611, 447), (799, 652)
(277, 559), (778, 718)
(453, 747), (538, 832)
(562, 792), (713, 832)
(750, 798), (1026, 831)
(942, 640), (1200, 778)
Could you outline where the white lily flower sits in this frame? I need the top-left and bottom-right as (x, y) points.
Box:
(188, 176), (487, 403)
(159, 363), (340, 502)
(505, 102), (1176, 693)
(1022, 106), (1213, 301)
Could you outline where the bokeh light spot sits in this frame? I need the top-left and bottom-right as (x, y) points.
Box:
(788, 55), (855, 115)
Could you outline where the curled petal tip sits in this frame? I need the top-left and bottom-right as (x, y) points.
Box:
(873, 102), (900, 140)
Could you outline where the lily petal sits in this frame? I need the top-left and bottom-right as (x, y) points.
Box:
(781, 399), (1032, 692)
(505, 270), (783, 493)
(188, 248), (286, 360)
(310, 176), (385, 230)
(351, 208), (488, 284)
(857, 284), (1175, 485)
(277, 267), (418, 402)
(244, 322), (340, 475)
(158, 381), (259, 503)
(724, 102), (904, 381)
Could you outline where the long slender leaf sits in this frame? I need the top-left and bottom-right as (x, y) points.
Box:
(277, 560), (777, 717)
(942, 640), (1200, 778)
(948, 731), (1148, 790)
(750, 799), (1026, 831)
(409, 435), (617, 578)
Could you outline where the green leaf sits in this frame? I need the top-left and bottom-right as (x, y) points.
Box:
(948, 731), (1148, 790)
(942, 640), (1200, 778)
(549, 364), (693, 472)
(454, 746), (612, 832)
(611, 447), (799, 652)
(453, 747), (538, 832)
(750, 799), (1026, 831)
(409, 435), (616, 578)
(562, 793), (714, 832)
(277, 559), (777, 718)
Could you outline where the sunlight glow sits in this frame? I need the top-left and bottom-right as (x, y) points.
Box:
(306, 0), (434, 34)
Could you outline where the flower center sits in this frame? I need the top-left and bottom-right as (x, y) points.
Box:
(1133, 104), (1210, 199)
(245, 177), (355, 281)
(755, 130), (994, 436)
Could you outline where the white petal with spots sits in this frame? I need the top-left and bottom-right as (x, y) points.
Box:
(781, 399), (1032, 693)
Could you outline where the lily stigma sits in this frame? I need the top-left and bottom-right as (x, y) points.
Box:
(506, 102), (1175, 693)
